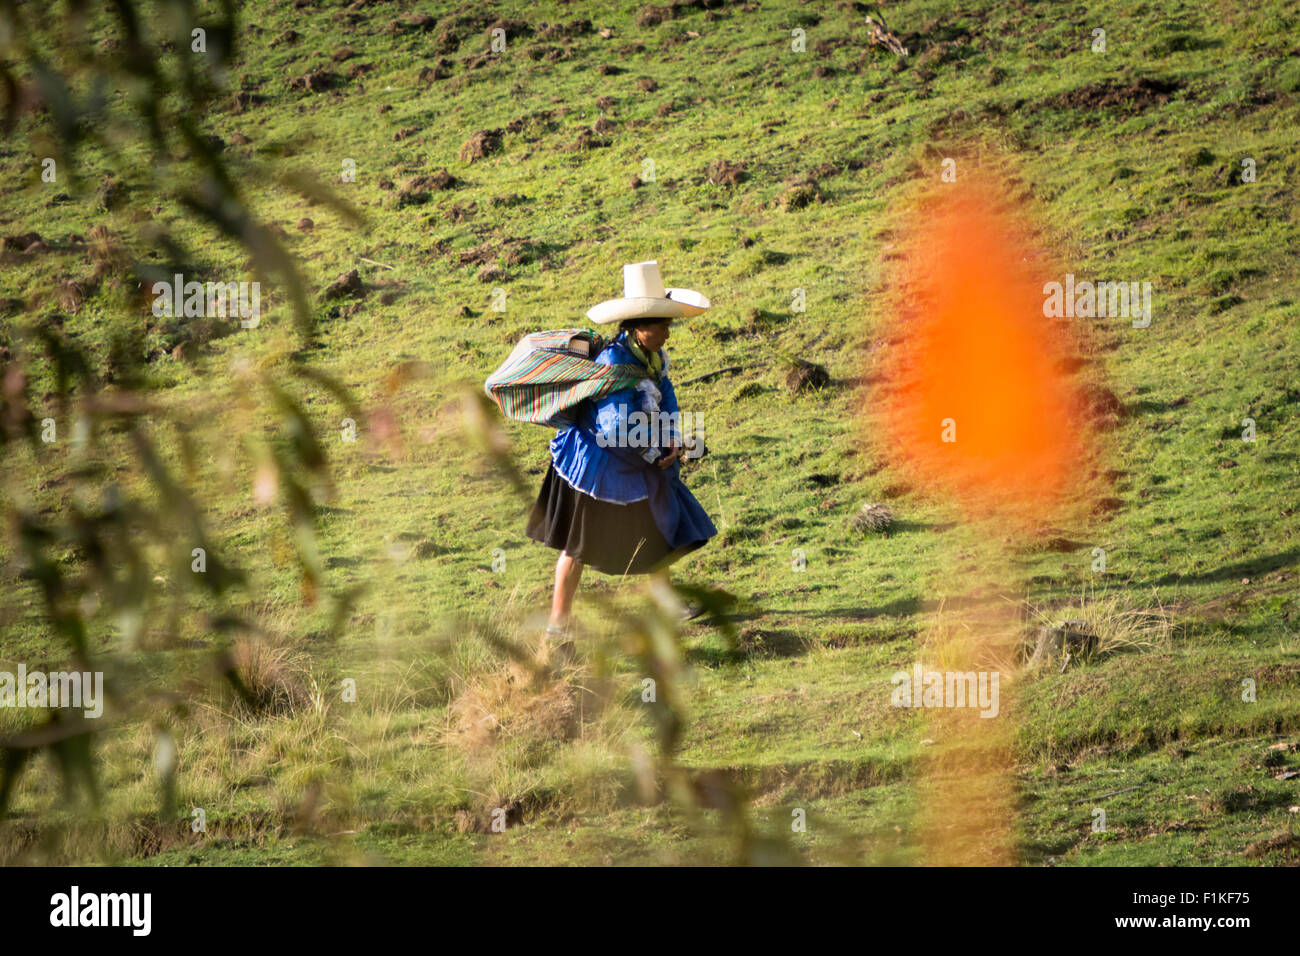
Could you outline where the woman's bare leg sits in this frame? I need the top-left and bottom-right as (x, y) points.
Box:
(550, 551), (584, 629)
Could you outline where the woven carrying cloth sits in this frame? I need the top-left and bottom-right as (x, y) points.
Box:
(485, 329), (646, 427)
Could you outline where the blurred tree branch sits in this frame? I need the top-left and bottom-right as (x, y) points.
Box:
(0, 0), (361, 819)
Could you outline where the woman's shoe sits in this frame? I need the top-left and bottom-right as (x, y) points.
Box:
(544, 624), (577, 669)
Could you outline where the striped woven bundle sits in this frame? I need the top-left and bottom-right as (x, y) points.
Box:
(484, 329), (646, 427)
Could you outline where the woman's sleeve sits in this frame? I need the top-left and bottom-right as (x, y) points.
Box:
(659, 373), (679, 415)
(658, 374), (683, 446)
(591, 387), (662, 465)
(591, 387), (634, 444)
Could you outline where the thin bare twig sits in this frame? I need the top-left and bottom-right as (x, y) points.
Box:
(1077, 785), (1144, 803)
(679, 364), (748, 386)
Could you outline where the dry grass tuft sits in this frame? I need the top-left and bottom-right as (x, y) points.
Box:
(852, 502), (895, 535)
(228, 637), (312, 717)
(1026, 585), (1179, 659)
(445, 659), (580, 760)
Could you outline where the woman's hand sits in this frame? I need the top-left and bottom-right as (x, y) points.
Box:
(657, 442), (681, 469)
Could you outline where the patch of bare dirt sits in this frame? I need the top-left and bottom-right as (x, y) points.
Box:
(706, 158), (747, 186)
(321, 269), (365, 301)
(459, 129), (503, 162)
(786, 360), (830, 392)
(1047, 77), (1182, 112)
(288, 68), (342, 93)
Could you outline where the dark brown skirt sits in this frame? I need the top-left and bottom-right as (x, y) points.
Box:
(526, 464), (701, 575)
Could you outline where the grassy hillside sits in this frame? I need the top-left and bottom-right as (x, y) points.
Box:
(0, 0), (1297, 865)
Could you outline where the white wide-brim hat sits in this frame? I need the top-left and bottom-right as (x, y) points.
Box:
(586, 260), (711, 324)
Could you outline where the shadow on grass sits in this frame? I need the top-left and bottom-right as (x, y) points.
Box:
(886, 520), (958, 534)
(707, 590), (1018, 631)
(1123, 398), (1179, 416)
(1147, 548), (1300, 587)
(686, 627), (807, 667)
(783, 592), (1009, 620)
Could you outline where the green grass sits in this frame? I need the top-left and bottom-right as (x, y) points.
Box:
(0, 0), (1298, 865)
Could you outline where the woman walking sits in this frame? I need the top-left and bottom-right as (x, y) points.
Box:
(526, 261), (717, 653)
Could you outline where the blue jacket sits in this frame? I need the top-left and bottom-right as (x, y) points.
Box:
(550, 332), (717, 550)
